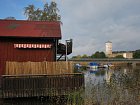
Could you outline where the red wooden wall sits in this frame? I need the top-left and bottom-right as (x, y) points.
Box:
(0, 37), (57, 76)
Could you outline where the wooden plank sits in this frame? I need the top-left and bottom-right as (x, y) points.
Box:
(1, 74), (84, 98)
(5, 61), (74, 75)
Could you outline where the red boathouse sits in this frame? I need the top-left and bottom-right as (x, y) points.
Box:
(0, 19), (72, 76)
(0, 20), (85, 99)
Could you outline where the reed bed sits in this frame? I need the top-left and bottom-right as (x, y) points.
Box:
(84, 68), (140, 105)
(5, 61), (74, 75)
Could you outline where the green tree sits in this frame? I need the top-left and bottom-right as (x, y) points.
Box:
(133, 50), (140, 58)
(48, 1), (60, 21)
(82, 54), (88, 58)
(71, 55), (82, 59)
(24, 5), (36, 20)
(115, 55), (124, 58)
(94, 51), (100, 58)
(24, 1), (60, 21)
(40, 3), (49, 20)
(91, 51), (106, 58)
(100, 51), (106, 58)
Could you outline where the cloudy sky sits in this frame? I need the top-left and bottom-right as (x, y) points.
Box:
(0, 0), (140, 57)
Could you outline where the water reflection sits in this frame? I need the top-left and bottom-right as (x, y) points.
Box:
(1, 66), (140, 105)
(84, 66), (140, 105)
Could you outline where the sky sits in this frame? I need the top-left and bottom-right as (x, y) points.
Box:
(0, 0), (140, 57)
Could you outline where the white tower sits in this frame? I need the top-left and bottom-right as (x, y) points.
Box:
(105, 41), (112, 57)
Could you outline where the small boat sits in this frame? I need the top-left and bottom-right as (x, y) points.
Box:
(103, 64), (109, 68)
(87, 62), (99, 70)
(75, 63), (82, 69)
(87, 62), (114, 70)
(103, 63), (114, 68)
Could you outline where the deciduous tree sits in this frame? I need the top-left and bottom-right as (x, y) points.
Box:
(24, 1), (60, 21)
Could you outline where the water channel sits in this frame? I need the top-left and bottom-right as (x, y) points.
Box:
(1, 65), (140, 105)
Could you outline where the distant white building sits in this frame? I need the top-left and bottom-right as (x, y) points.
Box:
(105, 41), (112, 57)
(105, 41), (133, 58)
(111, 51), (133, 59)
(123, 52), (133, 59)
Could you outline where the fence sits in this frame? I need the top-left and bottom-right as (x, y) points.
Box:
(1, 73), (84, 98)
(5, 61), (74, 75)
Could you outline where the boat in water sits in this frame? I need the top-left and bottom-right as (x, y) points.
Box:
(87, 62), (114, 70)
(102, 63), (114, 68)
(87, 62), (99, 71)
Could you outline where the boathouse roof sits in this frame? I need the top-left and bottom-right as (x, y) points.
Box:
(0, 19), (61, 39)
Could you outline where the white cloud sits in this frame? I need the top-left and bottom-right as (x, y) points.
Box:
(57, 0), (140, 57)
(1, 0), (139, 57)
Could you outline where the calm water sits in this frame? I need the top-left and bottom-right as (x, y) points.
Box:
(1, 65), (140, 105)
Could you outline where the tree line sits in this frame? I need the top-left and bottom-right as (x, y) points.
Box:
(71, 51), (106, 59)
(133, 49), (140, 58)
(71, 50), (140, 59)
